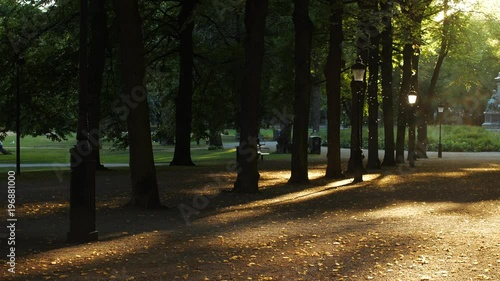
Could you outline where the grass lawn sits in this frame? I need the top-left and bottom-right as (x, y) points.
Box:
(1, 125), (499, 173)
(0, 134), (290, 173)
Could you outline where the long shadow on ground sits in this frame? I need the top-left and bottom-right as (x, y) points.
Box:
(1, 157), (499, 280)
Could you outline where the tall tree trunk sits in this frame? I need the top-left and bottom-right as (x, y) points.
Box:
(324, 0), (343, 179)
(232, 0), (268, 193)
(76, 0), (90, 147)
(114, 0), (161, 208)
(366, 2), (381, 169)
(380, 0), (395, 166)
(171, 0), (196, 166)
(88, 0), (107, 170)
(289, 0), (313, 183)
(417, 0), (450, 158)
(395, 43), (413, 163)
(411, 42), (420, 161)
(68, 0), (98, 243)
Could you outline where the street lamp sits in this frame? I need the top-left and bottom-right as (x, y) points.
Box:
(408, 91), (417, 105)
(349, 58), (366, 183)
(437, 104), (445, 158)
(352, 58), (366, 82)
(408, 90), (417, 167)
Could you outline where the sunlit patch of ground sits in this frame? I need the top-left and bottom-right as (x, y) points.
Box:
(1, 156), (499, 280)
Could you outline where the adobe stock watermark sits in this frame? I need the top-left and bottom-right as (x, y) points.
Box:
(52, 86), (148, 182)
(6, 171), (17, 274)
(178, 107), (294, 225)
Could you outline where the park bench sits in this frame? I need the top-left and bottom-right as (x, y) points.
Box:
(257, 144), (270, 161)
(235, 143), (271, 161)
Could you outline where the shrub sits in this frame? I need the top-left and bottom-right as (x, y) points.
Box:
(334, 125), (500, 152)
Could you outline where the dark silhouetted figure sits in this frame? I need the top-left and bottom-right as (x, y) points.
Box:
(0, 141), (11, 155)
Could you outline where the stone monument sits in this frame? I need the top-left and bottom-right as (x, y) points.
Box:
(482, 72), (500, 131)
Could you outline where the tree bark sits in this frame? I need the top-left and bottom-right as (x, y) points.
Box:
(380, 0), (395, 166)
(324, 0), (344, 179)
(399, 0), (432, 160)
(289, 0), (313, 184)
(416, 0), (450, 158)
(366, 3), (381, 169)
(232, 0), (268, 193)
(67, 0), (98, 243)
(395, 43), (413, 163)
(88, 0), (107, 170)
(171, 0), (196, 166)
(411, 42), (421, 162)
(114, 0), (161, 208)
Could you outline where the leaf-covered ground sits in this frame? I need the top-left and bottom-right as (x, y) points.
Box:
(1, 152), (499, 280)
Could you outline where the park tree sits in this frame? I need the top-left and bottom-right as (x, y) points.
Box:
(88, 0), (108, 169)
(394, 0), (432, 163)
(421, 12), (499, 126)
(114, 0), (161, 208)
(0, 1), (79, 141)
(324, 0), (344, 179)
(289, 0), (314, 183)
(415, 0), (467, 157)
(380, 0), (396, 166)
(233, 0), (269, 193)
(260, 1), (294, 154)
(68, 0), (109, 243)
(171, 0), (197, 166)
(191, 1), (245, 149)
(141, 2), (180, 148)
(363, 0), (382, 170)
(68, 0), (96, 243)
(395, 44), (413, 162)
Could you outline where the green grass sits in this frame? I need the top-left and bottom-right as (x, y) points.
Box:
(427, 125), (500, 152)
(351, 125), (500, 152)
(1, 125), (499, 173)
(0, 134), (240, 172)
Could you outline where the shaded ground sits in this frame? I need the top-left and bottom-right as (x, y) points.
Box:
(1, 152), (499, 280)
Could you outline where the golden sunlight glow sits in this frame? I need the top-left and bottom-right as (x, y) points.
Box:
(377, 175), (403, 186)
(462, 167), (500, 172)
(227, 173), (382, 212)
(433, 0), (500, 22)
(413, 171), (468, 178)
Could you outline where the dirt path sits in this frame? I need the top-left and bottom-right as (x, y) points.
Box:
(1, 153), (499, 280)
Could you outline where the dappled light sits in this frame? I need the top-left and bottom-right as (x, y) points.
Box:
(2, 0), (500, 279)
(3, 155), (498, 280)
(15, 230), (168, 279)
(258, 174), (381, 207)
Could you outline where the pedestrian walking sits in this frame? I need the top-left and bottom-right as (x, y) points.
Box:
(0, 140), (11, 155)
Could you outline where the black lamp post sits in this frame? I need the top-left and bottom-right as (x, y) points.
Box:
(437, 104), (444, 158)
(350, 58), (366, 183)
(408, 90), (417, 167)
